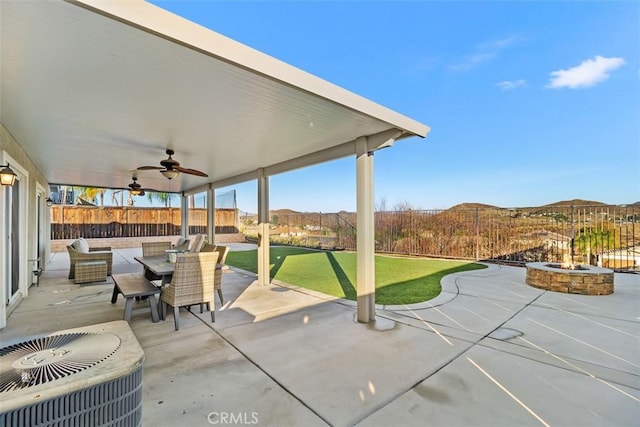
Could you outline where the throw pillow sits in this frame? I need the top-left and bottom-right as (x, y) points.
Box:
(76, 237), (90, 253)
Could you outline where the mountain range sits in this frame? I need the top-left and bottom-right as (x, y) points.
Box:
(238, 199), (638, 218)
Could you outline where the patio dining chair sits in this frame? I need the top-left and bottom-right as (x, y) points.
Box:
(199, 243), (229, 304)
(173, 237), (190, 251)
(189, 234), (207, 253)
(142, 241), (172, 257)
(213, 245), (230, 304)
(159, 252), (217, 331)
(142, 241), (172, 281)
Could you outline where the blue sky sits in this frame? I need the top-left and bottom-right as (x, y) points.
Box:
(151, 0), (639, 213)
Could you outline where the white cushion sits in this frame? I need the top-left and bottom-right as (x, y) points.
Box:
(73, 238), (90, 253)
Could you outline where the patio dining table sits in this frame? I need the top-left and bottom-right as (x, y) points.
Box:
(134, 255), (176, 285)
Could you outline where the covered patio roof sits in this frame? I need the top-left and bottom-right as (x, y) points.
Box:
(1, 0), (429, 194)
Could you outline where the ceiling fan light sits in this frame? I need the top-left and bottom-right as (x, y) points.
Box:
(130, 189), (141, 196)
(161, 169), (179, 180)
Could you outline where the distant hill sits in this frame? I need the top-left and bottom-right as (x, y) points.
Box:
(241, 200), (629, 217)
(541, 199), (608, 207)
(270, 208), (301, 216)
(448, 202), (499, 210)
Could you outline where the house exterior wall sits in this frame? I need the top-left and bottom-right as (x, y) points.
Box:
(600, 246), (640, 269)
(0, 123), (50, 328)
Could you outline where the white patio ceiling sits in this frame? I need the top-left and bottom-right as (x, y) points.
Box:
(1, 0), (429, 195)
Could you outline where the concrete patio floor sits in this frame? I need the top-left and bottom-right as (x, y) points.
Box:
(1, 246), (638, 426)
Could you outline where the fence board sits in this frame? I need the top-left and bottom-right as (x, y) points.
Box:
(51, 206), (238, 239)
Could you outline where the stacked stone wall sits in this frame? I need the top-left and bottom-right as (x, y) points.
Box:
(525, 262), (614, 295)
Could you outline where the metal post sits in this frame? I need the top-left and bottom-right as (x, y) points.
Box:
(180, 194), (188, 239)
(319, 212), (322, 247)
(475, 207), (480, 261)
(207, 186), (215, 244)
(570, 204), (575, 261)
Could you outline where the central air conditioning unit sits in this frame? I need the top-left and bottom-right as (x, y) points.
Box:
(0, 321), (145, 426)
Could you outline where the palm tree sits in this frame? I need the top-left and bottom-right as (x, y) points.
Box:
(111, 190), (123, 206)
(147, 192), (172, 207)
(73, 187), (106, 205)
(86, 188), (106, 205)
(575, 229), (616, 259)
(60, 185), (69, 205)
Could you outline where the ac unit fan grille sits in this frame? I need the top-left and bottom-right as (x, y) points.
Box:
(0, 332), (121, 392)
(1, 365), (143, 427)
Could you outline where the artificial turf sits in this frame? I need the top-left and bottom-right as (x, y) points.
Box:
(225, 246), (487, 305)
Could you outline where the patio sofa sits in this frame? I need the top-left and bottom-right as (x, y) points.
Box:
(67, 238), (113, 281)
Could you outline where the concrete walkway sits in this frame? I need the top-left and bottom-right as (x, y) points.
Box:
(1, 247), (638, 426)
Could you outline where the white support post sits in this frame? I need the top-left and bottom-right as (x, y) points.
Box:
(257, 169), (270, 286)
(207, 186), (215, 245)
(356, 137), (375, 323)
(180, 193), (188, 239)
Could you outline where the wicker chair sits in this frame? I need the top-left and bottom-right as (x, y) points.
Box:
(142, 241), (172, 257)
(199, 243), (229, 303)
(160, 252), (218, 331)
(142, 241), (172, 281)
(213, 245), (230, 303)
(67, 239), (113, 280)
(173, 238), (190, 251)
(189, 234), (207, 253)
(200, 243), (216, 253)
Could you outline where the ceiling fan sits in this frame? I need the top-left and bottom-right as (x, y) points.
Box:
(127, 176), (157, 196)
(136, 149), (208, 180)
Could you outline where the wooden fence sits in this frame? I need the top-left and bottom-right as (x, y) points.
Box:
(50, 206), (238, 239)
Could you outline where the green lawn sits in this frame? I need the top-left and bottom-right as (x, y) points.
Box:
(226, 246), (487, 305)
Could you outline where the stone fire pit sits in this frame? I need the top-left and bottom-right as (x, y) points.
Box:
(525, 262), (614, 295)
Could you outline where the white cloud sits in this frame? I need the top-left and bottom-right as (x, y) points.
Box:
(496, 79), (526, 90)
(450, 36), (522, 71)
(547, 55), (626, 89)
(478, 36), (519, 51)
(450, 53), (495, 71)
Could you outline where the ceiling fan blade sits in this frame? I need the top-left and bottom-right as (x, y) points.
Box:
(137, 150), (208, 180)
(175, 166), (208, 177)
(137, 166), (164, 171)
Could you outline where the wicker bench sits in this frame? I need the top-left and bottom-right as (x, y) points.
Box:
(111, 273), (161, 322)
(74, 261), (108, 284)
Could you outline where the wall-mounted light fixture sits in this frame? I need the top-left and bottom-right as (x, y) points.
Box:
(46, 196), (54, 207)
(0, 163), (17, 186)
